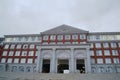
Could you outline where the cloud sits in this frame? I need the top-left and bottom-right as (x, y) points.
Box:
(0, 0), (120, 37)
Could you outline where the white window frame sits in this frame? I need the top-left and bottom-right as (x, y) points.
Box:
(90, 50), (94, 56)
(105, 58), (111, 64)
(10, 44), (15, 49)
(91, 58), (95, 64)
(57, 35), (63, 40)
(2, 51), (8, 56)
(4, 44), (9, 49)
(28, 51), (34, 56)
(14, 58), (19, 63)
(43, 35), (48, 40)
(103, 43), (109, 48)
(104, 50), (110, 56)
(15, 51), (20, 56)
(97, 58), (103, 64)
(30, 44), (35, 49)
(113, 58), (119, 64)
(1, 58), (6, 63)
(96, 50), (102, 56)
(95, 43), (101, 48)
(72, 41), (78, 44)
(72, 34), (78, 40)
(20, 58), (26, 63)
(112, 50), (118, 56)
(21, 51), (27, 56)
(111, 43), (117, 48)
(80, 34), (86, 39)
(65, 35), (70, 40)
(50, 35), (56, 40)
(16, 44), (21, 49)
(7, 58), (12, 63)
(9, 51), (14, 56)
(27, 58), (33, 63)
(23, 44), (28, 49)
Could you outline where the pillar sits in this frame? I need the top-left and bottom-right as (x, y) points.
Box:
(50, 48), (56, 73)
(86, 48), (91, 73)
(70, 48), (75, 73)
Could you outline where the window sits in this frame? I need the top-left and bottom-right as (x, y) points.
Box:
(28, 51), (34, 56)
(95, 43), (101, 48)
(7, 58), (12, 63)
(15, 51), (20, 56)
(97, 58), (103, 64)
(1, 58), (6, 63)
(10, 44), (15, 49)
(4, 44), (9, 49)
(8, 51), (14, 56)
(50, 35), (56, 40)
(105, 58), (111, 64)
(2, 51), (7, 56)
(90, 50), (94, 56)
(72, 35), (78, 40)
(25, 37), (29, 41)
(49, 42), (56, 44)
(91, 58), (95, 64)
(27, 58), (33, 63)
(96, 50), (102, 56)
(103, 43), (109, 48)
(80, 34), (85, 39)
(23, 44), (28, 49)
(64, 42), (71, 44)
(113, 58), (119, 64)
(118, 42), (120, 47)
(20, 58), (26, 63)
(21, 51), (27, 56)
(29, 44), (35, 49)
(90, 43), (94, 48)
(42, 42), (48, 45)
(65, 35), (70, 40)
(16, 44), (21, 49)
(112, 50), (118, 56)
(57, 42), (63, 44)
(43, 35), (48, 40)
(111, 43), (117, 48)
(95, 35), (100, 40)
(31, 37), (35, 41)
(104, 50), (110, 56)
(14, 58), (19, 63)
(72, 42), (78, 44)
(57, 35), (63, 40)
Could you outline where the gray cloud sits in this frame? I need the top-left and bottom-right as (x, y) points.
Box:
(0, 0), (120, 37)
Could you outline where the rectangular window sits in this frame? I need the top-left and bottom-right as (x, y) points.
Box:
(50, 35), (56, 40)
(95, 35), (100, 40)
(111, 43), (117, 48)
(10, 44), (15, 49)
(16, 44), (21, 49)
(90, 50), (94, 56)
(4, 44), (9, 49)
(64, 42), (71, 44)
(2, 51), (7, 56)
(57, 42), (63, 44)
(96, 50), (102, 56)
(80, 34), (86, 39)
(65, 35), (70, 40)
(29, 44), (35, 48)
(27, 58), (33, 63)
(8, 51), (14, 56)
(91, 58), (95, 64)
(95, 43), (101, 48)
(7, 58), (12, 63)
(90, 43), (94, 48)
(28, 51), (34, 56)
(15, 51), (20, 56)
(1, 58), (6, 63)
(21, 51), (27, 56)
(49, 42), (56, 44)
(72, 34), (78, 40)
(103, 43), (109, 48)
(14, 58), (19, 63)
(20, 58), (26, 63)
(42, 42), (48, 45)
(113, 58), (119, 64)
(57, 35), (63, 40)
(43, 35), (48, 40)
(104, 50), (110, 56)
(118, 42), (120, 47)
(23, 44), (28, 49)
(112, 50), (118, 56)
(97, 58), (103, 64)
(72, 42), (78, 44)
(105, 58), (111, 64)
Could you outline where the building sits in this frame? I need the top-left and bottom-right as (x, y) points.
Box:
(0, 24), (120, 74)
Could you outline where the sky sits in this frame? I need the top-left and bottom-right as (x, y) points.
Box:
(0, 0), (120, 37)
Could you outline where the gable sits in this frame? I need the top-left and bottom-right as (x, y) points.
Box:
(41, 24), (88, 35)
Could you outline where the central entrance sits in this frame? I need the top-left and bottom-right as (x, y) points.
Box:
(42, 59), (50, 73)
(76, 59), (85, 73)
(57, 59), (69, 73)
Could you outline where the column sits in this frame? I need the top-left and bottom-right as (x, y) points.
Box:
(50, 48), (56, 73)
(70, 48), (75, 73)
(86, 48), (91, 73)
(36, 46), (40, 73)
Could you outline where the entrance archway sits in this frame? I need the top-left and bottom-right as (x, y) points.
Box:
(76, 59), (85, 73)
(42, 59), (50, 73)
(57, 59), (69, 73)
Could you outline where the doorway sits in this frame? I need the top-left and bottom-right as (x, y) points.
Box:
(76, 59), (85, 73)
(42, 59), (50, 73)
(57, 59), (69, 73)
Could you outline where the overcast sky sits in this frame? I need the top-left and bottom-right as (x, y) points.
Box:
(0, 0), (120, 37)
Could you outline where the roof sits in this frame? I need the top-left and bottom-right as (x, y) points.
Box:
(41, 24), (89, 35)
